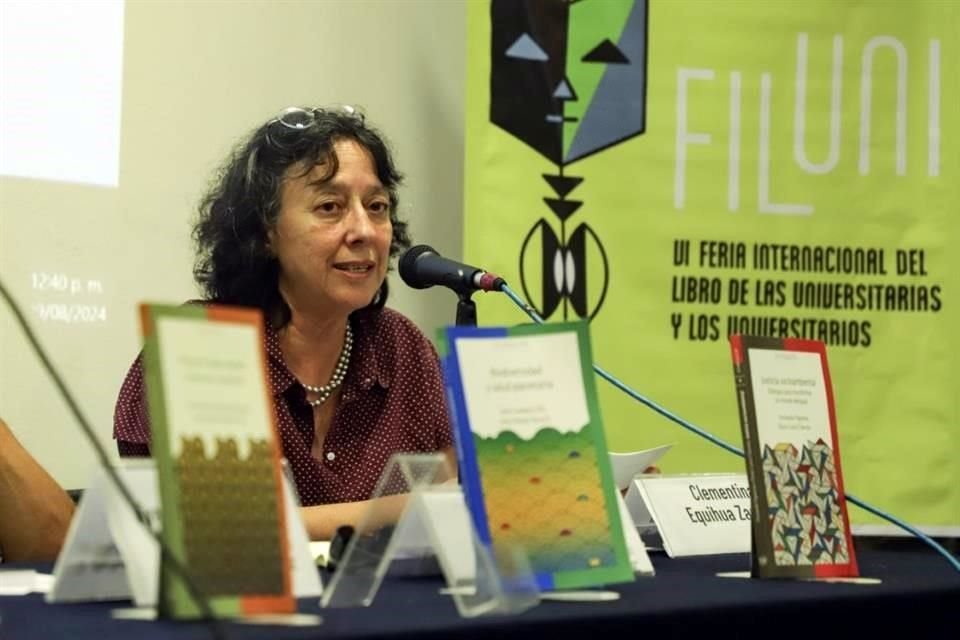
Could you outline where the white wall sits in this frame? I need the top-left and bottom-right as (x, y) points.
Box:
(0, 0), (467, 489)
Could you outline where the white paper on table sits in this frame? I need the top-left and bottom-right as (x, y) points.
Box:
(614, 492), (654, 575)
(0, 570), (53, 596)
(309, 541), (331, 565)
(609, 444), (673, 490)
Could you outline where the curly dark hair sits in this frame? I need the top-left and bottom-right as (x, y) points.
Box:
(192, 107), (411, 327)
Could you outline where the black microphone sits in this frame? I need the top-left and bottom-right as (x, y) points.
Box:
(399, 245), (505, 293)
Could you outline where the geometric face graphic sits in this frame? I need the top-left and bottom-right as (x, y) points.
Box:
(491, 0), (648, 166)
(492, 0), (650, 322)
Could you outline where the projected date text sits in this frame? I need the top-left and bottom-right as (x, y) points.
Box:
(32, 304), (107, 323)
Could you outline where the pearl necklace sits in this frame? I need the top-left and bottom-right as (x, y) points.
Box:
(301, 322), (353, 408)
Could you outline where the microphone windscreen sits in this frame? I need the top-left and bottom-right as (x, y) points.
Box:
(399, 244), (436, 289)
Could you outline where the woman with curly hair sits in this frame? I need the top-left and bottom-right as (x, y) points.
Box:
(113, 107), (455, 540)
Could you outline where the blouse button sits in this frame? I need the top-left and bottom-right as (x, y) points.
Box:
(326, 451), (336, 462)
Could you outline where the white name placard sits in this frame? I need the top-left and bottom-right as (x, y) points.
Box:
(630, 474), (751, 557)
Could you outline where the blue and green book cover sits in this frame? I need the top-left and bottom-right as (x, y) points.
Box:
(440, 321), (633, 590)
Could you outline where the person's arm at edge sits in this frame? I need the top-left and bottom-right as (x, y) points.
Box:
(299, 445), (457, 541)
(0, 418), (75, 562)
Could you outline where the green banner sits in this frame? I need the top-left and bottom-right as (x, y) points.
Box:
(464, 0), (959, 529)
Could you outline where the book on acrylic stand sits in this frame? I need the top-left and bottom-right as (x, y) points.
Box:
(138, 303), (298, 618)
(729, 335), (859, 579)
(439, 321), (640, 592)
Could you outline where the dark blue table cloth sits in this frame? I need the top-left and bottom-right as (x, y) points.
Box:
(2, 549), (957, 639)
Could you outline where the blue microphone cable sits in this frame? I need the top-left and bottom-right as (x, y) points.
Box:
(498, 283), (960, 574)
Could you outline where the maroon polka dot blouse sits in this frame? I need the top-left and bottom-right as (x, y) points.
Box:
(113, 307), (454, 506)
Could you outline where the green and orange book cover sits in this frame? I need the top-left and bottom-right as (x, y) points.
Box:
(140, 303), (294, 619)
